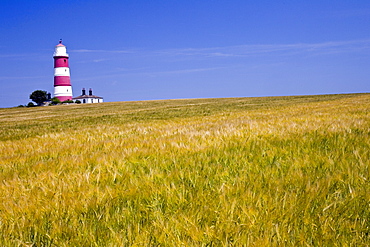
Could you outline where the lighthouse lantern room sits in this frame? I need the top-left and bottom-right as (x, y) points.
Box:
(53, 40), (73, 101)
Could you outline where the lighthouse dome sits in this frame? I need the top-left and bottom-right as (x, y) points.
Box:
(53, 41), (69, 57)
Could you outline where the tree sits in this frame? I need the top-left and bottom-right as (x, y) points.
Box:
(27, 102), (35, 107)
(29, 90), (48, 106)
(50, 97), (61, 105)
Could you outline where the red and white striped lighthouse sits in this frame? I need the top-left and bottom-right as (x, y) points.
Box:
(53, 39), (73, 101)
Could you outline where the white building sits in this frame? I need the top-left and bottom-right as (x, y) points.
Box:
(73, 88), (103, 104)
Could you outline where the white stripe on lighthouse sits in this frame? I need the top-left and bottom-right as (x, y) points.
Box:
(54, 86), (73, 96)
(54, 67), (70, 77)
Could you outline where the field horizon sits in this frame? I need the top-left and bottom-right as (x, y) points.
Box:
(0, 93), (369, 246)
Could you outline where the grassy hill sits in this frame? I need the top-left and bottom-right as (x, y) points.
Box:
(0, 93), (369, 246)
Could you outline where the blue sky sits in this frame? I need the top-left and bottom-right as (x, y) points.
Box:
(1, 0), (369, 107)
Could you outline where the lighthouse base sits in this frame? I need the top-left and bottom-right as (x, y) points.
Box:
(54, 85), (73, 102)
(56, 96), (73, 102)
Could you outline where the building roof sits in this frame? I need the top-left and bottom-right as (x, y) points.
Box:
(72, 94), (103, 100)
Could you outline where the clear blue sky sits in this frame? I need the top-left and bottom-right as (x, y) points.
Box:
(1, 0), (369, 107)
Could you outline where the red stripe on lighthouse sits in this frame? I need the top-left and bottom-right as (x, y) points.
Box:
(57, 96), (73, 102)
(54, 76), (71, 86)
(54, 57), (69, 68)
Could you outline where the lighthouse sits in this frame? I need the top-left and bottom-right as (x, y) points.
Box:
(53, 39), (73, 101)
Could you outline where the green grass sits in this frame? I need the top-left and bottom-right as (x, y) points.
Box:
(0, 93), (369, 246)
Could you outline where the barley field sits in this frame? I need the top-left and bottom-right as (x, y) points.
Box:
(0, 93), (369, 246)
